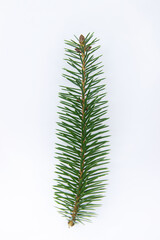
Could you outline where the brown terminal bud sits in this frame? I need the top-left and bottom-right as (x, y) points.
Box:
(79, 34), (85, 45)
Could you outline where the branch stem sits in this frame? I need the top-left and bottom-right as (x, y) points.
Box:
(68, 35), (87, 227)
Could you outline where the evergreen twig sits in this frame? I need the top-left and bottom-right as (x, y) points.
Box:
(53, 33), (110, 227)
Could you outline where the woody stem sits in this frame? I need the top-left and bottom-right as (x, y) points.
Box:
(68, 40), (86, 227)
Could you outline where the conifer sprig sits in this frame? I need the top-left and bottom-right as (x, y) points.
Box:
(54, 33), (110, 227)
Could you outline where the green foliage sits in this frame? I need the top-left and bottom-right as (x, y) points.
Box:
(53, 33), (110, 227)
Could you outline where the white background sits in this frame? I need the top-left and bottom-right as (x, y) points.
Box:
(0, 0), (160, 239)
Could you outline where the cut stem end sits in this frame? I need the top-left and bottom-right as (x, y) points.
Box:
(68, 220), (75, 228)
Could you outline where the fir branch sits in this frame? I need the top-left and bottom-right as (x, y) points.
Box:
(54, 33), (110, 227)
